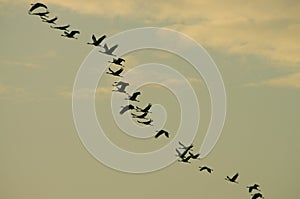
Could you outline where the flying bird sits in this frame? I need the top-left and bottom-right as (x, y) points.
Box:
(137, 119), (153, 126)
(61, 30), (80, 39)
(251, 193), (264, 199)
(199, 166), (213, 173)
(247, 184), (261, 193)
(126, 92), (141, 102)
(99, 43), (118, 56)
(154, 129), (169, 138)
(50, 24), (70, 31)
(28, 2), (48, 14)
(87, 34), (106, 46)
(30, 10), (49, 18)
(189, 151), (200, 159)
(135, 103), (152, 113)
(106, 67), (124, 77)
(41, 16), (58, 24)
(176, 146), (193, 160)
(225, 173), (239, 183)
(119, 104), (135, 115)
(108, 58), (125, 66)
(131, 112), (148, 119)
(112, 81), (129, 93)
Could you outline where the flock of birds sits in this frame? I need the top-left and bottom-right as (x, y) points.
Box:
(28, 3), (266, 198)
(176, 141), (265, 199)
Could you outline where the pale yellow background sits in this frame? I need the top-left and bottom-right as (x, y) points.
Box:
(1, 0), (299, 198)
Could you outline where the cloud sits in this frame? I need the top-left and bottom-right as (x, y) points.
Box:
(60, 86), (112, 99)
(0, 83), (27, 99)
(245, 72), (300, 89)
(3, 0), (300, 65)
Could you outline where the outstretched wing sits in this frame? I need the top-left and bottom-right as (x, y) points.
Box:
(108, 44), (118, 53)
(231, 173), (239, 181)
(29, 3), (48, 13)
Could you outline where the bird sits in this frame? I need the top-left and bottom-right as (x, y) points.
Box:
(87, 34), (106, 47)
(30, 10), (49, 18)
(112, 81), (129, 93)
(225, 173), (239, 183)
(50, 24), (70, 31)
(126, 92), (141, 102)
(99, 43), (118, 56)
(251, 193), (264, 199)
(131, 112), (148, 119)
(247, 184), (261, 193)
(28, 2), (48, 14)
(41, 16), (58, 24)
(108, 58), (125, 66)
(137, 119), (153, 126)
(189, 151), (200, 159)
(106, 67), (124, 77)
(119, 104), (135, 115)
(176, 143), (193, 159)
(154, 129), (169, 138)
(61, 30), (80, 39)
(199, 166), (213, 173)
(135, 103), (152, 113)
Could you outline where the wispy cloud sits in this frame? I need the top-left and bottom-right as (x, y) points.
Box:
(245, 72), (300, 89)
(4, 0), (300, 65)
(60, 86), (112, 99)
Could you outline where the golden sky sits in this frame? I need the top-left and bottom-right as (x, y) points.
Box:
(0, 0), (300, 198)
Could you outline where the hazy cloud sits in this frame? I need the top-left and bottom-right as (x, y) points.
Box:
(245, 72), (300, 89)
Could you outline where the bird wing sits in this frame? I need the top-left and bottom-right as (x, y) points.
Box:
(165, 132), (169, 138)
(92, 35), (97, 43)
(29, 3), (48, 13)
(98, 35), (106, 43)
(108, 67), (114, 73)
(231, 173), (239, 181)
(108, 44), (118, 53)
(70, 30), (80, 36)
(49, 17), (58, 22)
(115, 68), (124, 75)
(120, 106), (129, 114)
(103, 43), (109, 52)
(175, 148), (182, 156)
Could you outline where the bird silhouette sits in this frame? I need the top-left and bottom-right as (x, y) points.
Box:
(188, 151), (200, 159)
(126, 92), (141, 102)
(106, 67), (124, 77)
(50, 24), (70, 31)
(225, 173), (239, 183)
(61, 30), (80, 39)
(176, 144), (193, 159)
(87, 34), (106, 46)
(131, 112), (148, 119)
(135, 103), (152, 113)
(112, 81), (129, 93)
(119, 104), (135, 115)
(247, 184), (261, 193)
(41, 16), (58, 24)
(108, 58), (125, 67)
(199, 166), (213, 173)
(30, 10), (49, 18)
(154, 129), (169, 138)
(137, 119), (153, 126)
(28, 3), (48, 14)
(251, 193), (264, 199)
(99, 43), (118, 56)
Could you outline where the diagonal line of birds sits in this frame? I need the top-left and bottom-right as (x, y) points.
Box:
(28, 3), (266, 198)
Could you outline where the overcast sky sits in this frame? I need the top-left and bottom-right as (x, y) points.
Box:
(0, 1), (299, 199)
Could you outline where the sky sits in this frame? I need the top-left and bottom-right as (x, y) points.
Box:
(0, 0), (300, 198)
